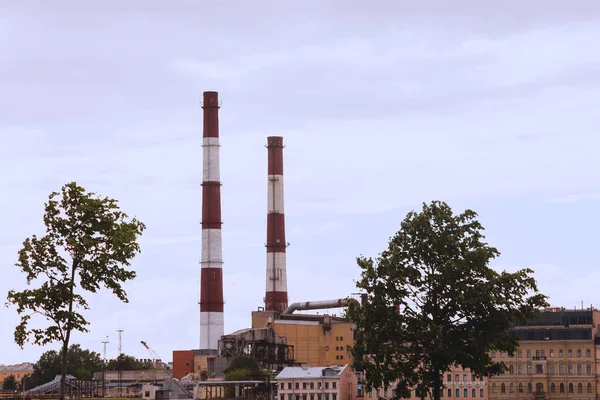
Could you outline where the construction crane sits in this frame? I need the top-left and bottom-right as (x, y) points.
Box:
(140, 340), (167, 368)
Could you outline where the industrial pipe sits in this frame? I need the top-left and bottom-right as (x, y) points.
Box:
(282, 298), (360, 314)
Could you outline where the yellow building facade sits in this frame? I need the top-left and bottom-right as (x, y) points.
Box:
(252, 311), (355, 367)
(0, 363), (34, 383)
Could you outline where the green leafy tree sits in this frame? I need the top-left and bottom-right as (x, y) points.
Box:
(25, 345), (105, 388)
(107, 354), (155, 371)
(2, 374), (18, 390)
(5, 182), (146, 400)
(347, 201), (549, 400)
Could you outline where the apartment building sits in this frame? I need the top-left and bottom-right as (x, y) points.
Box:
(365, 365), (488, 400)
(487, 308), (600, 400)
(276, 364), (358, 400)
(0, 363), (34, 383)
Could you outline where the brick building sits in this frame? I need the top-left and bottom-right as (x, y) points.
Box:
(276, 364), (358, 400)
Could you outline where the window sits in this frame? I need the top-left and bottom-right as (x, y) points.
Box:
(455, 375), (459, 382)
(541, 349), (546, 357)
(303, 395), (307, 400)
(336, 356), (339, 360)
(535, 364), (543, 374)
(479, 389), (484, 397)
(568, 364), (574, 374)
(463, 389), (467, 397)
(318, 382), (322, 389)
(578, 383), (583, 393)
(471, 388), (476, 397)
(447, 389), (451, 398)
(303, 383), (307, 389)
(569, 383), (574, 393)
(463, 374), (467, 381)
(587, 383), (593, 393)
(517, 350), (522, 358)
(491, 384), (496, 394)
(145, 392), (150, 397)
(325, 394), (329, 400)
(296, 383), (299, 389)
(587, 364), (592, 375)
(325, 382), (329, 389)
(296, 395), (300, 400)
(526, 350), (531, 358)
(509, 383), (514, 393)
(471, 375), (475, 381)
(527, 383), (532, 394)
(334, 383), (338, 390)
(518, 383), (523, 393)
(310, 395), (314, 400)
(550, 383), (556, 393)
(340, 337), (343, 341)
(577, 349), (582, 357)
(550, 349), (555, 358)
(288, 383), (292, 390)
(288, 394), (294, 400)
(518, 364), (523, 374)
(560, 383), (565, 393)
(447, 374), (452, 382)
(332, 395), (337, 400)
(508, 364), (514, 374)
(549, 363), (555, 373)
(568, 349), (573, 358)
(310, 383), (314, 390)
(500, 384), (506, 394)
(455, 389), (460, 397)
(335, 337), (339, 341)
(577, 363), (583, 374)
(368, 391), (372, 399)
(318, 395), (322, 400)
(586, 349), (591, 357)
(526, 364), (532, 373)
(559, 349), (564, 357)
(281, 384), (284, 390)
(559, 363), (565, 374)
(500, 352), (505, 358)
(340, 356), (344, 360)
(491, 351), (496, 358)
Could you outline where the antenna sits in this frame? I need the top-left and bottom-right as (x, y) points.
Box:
(101, 336), (109, 362)
(117, 328), (124, 356)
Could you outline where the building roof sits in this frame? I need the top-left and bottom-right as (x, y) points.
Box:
(0, 363), (34, 372)
(276, 364), (348, 380)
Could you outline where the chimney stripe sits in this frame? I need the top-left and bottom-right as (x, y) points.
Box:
(199, 91), (224, 351)
(265, 136), (288, 313)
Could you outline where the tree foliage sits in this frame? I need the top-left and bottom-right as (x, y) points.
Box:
(106, 354), (155, 371)
(26, 344), (105, 388)
(224, 355), (269, 381)
(5, 182), (146, 400)
(347, 201), (549, 400)
(2, 375), (18, 391)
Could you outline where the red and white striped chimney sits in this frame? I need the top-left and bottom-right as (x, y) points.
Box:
(265, 136), (288, 313)
(199, 91), (224, 351)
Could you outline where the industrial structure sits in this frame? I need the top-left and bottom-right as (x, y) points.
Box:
(265, 136), (289, 313)
(199, 91), (225, 353)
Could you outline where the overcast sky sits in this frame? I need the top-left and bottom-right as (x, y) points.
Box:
(2, 0), (600, 367)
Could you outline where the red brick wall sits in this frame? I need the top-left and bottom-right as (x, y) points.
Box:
(172, 350), (194, 379)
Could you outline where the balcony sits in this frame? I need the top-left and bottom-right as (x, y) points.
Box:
(532, 356), (547, 361)
(533, 391), (546, 398)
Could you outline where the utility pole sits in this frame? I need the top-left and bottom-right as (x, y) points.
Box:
(102, 336), (109, 397)
(117, 329), (124, 397)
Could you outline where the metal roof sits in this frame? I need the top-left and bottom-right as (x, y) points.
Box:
(276, 365), (348, 380)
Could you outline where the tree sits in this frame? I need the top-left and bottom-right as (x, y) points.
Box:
(107, 354), (155, 371)
(2, 375), (18, 391)
(5, 182), (146, 400)
(25, 345), (105, 388)
(347, 201), (549, 400)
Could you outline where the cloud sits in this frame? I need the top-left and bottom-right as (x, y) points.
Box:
(545, 194), (600, 204)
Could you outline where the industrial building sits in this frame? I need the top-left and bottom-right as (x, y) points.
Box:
(172, 90), (361, 384)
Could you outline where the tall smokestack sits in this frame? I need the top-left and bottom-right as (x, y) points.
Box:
(199, 91), (224, 351)
(265, 136), (288, 313)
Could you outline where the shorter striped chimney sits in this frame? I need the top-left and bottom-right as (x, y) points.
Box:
(265, 136), (288, 313)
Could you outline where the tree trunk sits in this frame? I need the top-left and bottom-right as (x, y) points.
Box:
(432, 363), (441, 400)
(60, 261), (77, 400)
(60, 334), (70, 400)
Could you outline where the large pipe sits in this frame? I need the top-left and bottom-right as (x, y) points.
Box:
(282, 298), (360, 314)
(199, 91), (224, 351)
(265, 136), (289, 313)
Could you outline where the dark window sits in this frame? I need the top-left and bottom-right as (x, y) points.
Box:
(447, 375), (452, 382)
(479, 389), (484, 397)
(333, 382), (337, 389)
(455, 389), (460, 397)
(463, 389), (467, 397)
(471, 389), (476, 397)
(447, 389), (451, 397)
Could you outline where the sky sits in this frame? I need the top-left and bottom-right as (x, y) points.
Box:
(1, 0), (600, 366)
